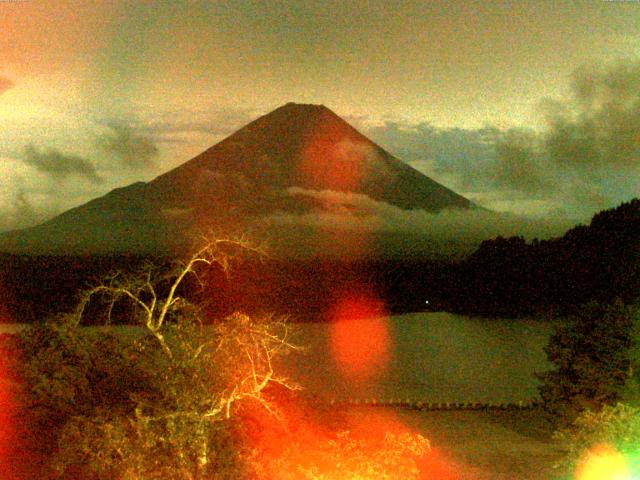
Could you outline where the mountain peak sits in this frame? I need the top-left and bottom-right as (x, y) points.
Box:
(0, 104), (474, 254)
(280, 101), (328, 110)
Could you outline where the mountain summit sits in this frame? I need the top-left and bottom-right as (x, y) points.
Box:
(154, 102), (471, 211)
(0, 103), (475, 255)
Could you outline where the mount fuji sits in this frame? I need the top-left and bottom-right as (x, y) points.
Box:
(0, 103), (475, 256)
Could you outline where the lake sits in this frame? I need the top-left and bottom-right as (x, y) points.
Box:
(1, 312), (556, 404)
(278, 312), (556, 404)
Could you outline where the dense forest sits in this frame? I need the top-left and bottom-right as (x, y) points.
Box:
(446, 198), (640, 317)
(0, 198), (637, 323)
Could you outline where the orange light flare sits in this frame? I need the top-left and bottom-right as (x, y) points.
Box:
(575, 443), (632, 480)
(238, 284), (459, 479)
(0, 333), (17, 477)
(345, 405), (462, 480)
(299, 122), (369, 193)
(0, 372), (15, 476)
(296, 114), (387, 260)
(328, 289), (391, 382)
(238, 389), (451, 480)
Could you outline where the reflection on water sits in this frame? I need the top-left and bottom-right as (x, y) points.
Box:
(281, 311), (556, 404)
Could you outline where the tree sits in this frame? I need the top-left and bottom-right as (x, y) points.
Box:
(537, 300), (638, 424)
(19, 236), (300, 479)
(553, 402), (640, 477)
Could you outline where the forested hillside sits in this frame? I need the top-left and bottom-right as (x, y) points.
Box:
(446, 198), (640, 317)
(1, 199), (637, 323)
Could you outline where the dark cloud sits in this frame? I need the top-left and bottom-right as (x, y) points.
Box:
(492, 129), (551, 195)
(366, 121), (500, 191)
(23, 145), (102, 183)
(366, 120), (550, 195)
(493, 60), (640, 211)
(0, 77), (14, 95)
(95, 122), (159, 168)
(364, 60), (640, 217)
(542, 61), (640, 171)
(263, 187), (570, 256)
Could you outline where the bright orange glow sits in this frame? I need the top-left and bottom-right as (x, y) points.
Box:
(299, 117), (369, 192)
(0, 336), (16, 478)
(348, 407), (411, 438)
(328, 291), (390, 381)
(239, 394), (437, 480)
(418, 445), (463, 480)
(576, 443), (631, 480)
(345, 408), (464, 480)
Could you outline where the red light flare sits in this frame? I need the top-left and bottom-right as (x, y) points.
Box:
(0, 281), (21, 479)
(328, 289), (391, 382)
(238, 391), (441, 480)
(294, 112), (386, 260)
(233, 329), (461, 479)
(0, 335), (17, 478)
(234, 387), (341, 476)
(298, 121), (369, 193)
(345, 407), (463, 480)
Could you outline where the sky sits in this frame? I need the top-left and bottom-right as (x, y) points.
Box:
(1, 0), (639, 233)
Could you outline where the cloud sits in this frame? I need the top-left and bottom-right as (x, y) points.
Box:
(363, 60), (640, 219)
(22, 145), (102, 183)
(492, 129), (552, 195)
(542, 61), (640, 171)
(0, 185), (61, 233)
(366, 121), (500, 191)
(13, 189), (36, 223)
(129, 106), (258, 147)
(0, 77), (14, 95)
(491, 60), (640, 213)
(95, 122), (159, 168)
(0, 189), (37, 232)
(267, 187), (570, 247)
(365, 121), (553, 196)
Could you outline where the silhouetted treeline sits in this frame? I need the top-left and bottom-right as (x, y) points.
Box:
(0, 251), (447, 323)
(445, 198), (640, 317)
(0, 254), (153, 324)
(1, 198), (637, 323)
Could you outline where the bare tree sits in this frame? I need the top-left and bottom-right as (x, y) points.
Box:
(75, 236), (262, 354)
(22, 235), (301, 479)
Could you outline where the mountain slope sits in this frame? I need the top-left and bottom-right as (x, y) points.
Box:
(0, 103), (475, 255)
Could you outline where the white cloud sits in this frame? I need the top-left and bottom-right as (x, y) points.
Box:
(268, 187), (571, 245)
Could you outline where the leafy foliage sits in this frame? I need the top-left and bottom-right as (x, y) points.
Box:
(537, 301), (638, 424)
(18, 238), (300, 479)
(553, 402), (640, 476)
(253, 430), (430, 480)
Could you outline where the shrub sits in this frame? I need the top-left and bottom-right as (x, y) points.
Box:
(553, 402), (640, 477)
(253, 430), (430, 480)
(537, 300), (638, 424)
(18, 238), (300, 479)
